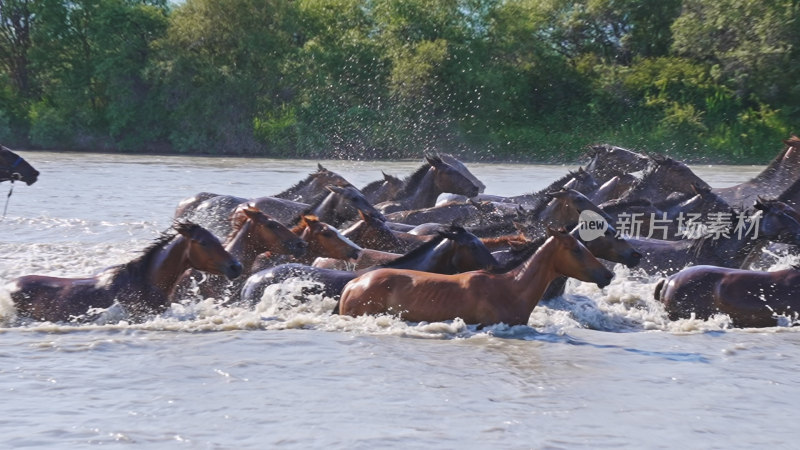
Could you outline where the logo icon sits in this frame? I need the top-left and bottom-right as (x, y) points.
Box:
(578, 210), (608, 241)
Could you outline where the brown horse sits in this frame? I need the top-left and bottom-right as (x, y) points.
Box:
(655, 265), (800, 327)
(178, 206), (307, 299)
(291, 215), (362, 264)
(8, 222), (242, 323)
(342, 210), (409, 253)
(0, 145), (39, 185)
(337, 228), (614, 326)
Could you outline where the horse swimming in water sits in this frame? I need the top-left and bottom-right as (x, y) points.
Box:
(337, 228), (614, 326)
(8, 222), (242, 323)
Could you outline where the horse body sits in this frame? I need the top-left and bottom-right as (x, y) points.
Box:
(338, 228), (613, 325)
(714, 137), (800, 206)
(656, 265), (800, 327)
(627, 199), (800, 274)
(0, 145), (39, 185)
(9, 222), (242, 322)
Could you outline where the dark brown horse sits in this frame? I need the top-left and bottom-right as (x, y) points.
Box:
(714, 136), (800, 206)
(177, 206), (307, 300)
(360, 171), (405, 204)
(8, 222), (242, 323)
(273, 163), (352, 203)
(626, 199), (800, 275)
(0, 145), (39, 185)
(655, 265), (800, 327)
(614, 155), (711, 205)
(583, 144), (650, 185)
(239, 225), (499, 306)
(376, 155), (482, 213)
(337, 228), (613, 325)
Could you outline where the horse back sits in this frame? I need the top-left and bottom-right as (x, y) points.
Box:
(9, 275), (115, 322)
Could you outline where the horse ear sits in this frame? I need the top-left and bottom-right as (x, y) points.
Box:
(357, 209), (368, 221)
(243, 204), (261, 219)
(425, 155), (445, 168)
(302, 214), (319, 225)
(174, 221), (199, 237)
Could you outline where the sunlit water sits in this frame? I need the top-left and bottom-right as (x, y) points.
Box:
(1, 152), (797, 448)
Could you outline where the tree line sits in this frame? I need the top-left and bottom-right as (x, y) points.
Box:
(1, 0), (798, 162)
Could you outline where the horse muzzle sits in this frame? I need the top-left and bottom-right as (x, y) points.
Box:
(290, 241), (308, 258)
(593, 269), (615, 288)
(625, 251), (643, 268)
(223, 260), (244, 280)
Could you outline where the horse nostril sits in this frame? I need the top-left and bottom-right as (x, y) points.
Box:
(227, 261), (243, 279)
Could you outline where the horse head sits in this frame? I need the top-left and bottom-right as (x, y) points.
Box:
(0, 145), (39, 185)
(752, 198), (800, 244)
(546, 227), (614, 288)
(426, 155), (481, 198)
(175, 221), (242, 280)
(297, 215), (361, 260)
(233, 205), (307, 257)
(435, 225), (498, 273)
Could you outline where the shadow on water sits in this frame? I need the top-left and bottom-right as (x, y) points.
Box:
(485, 325), (712, 363)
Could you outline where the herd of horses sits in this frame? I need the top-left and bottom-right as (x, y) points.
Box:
(5, 138), (800, 328)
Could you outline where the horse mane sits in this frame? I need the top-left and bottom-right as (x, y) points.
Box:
(109, 222), (192, 282)
(395, 159), (434, 198)
(378, 234), (446, 268)
(487, 235), (548, 274)
(290, 215), (318, 234)
(533, 169), (586, 196)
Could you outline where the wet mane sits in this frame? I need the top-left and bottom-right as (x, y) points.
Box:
(110, 222), (191, 282)
(533, 169), (589, 196)
(395, 160), (434, 198)
(487, 235), (548, 274)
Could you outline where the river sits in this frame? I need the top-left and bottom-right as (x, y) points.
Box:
(0, 152), (797, 449)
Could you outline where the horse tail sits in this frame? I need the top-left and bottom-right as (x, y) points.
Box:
(331, 299), (341, 315)
(653, 278), (666, 302)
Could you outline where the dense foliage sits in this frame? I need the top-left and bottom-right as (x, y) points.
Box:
(1, 0), (797, 162)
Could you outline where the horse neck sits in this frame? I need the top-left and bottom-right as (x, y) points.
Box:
(503, 240), (560, 312)
(404, 169), (439, 210)
(700, 232), (759, 266)
(146, 236), (193, 298)
(224, 221), (263, 272)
